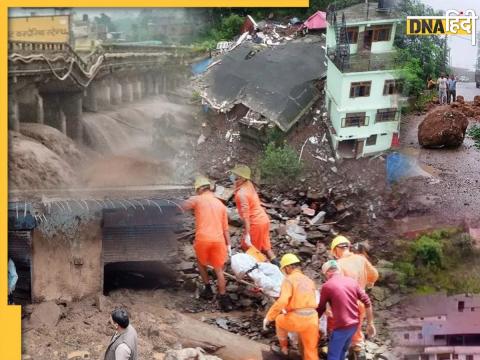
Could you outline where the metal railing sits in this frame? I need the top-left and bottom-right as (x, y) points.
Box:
(327, 49), (398, 73)
(341, 115), (370, 128)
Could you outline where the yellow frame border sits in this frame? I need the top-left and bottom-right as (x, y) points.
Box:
(2, 1), (308, 358)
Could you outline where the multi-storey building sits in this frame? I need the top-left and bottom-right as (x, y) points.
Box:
(325, 1), (403, 158)
(391, 294), (480, 360)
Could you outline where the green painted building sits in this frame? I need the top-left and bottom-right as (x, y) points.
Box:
(325, 1), (402, 158)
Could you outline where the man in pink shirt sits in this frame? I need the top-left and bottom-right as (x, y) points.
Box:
(317, 260), (376, 360)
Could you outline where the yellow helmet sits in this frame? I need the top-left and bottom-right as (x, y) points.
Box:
(330, 235), (351, 251)
(194, 175), (211, 191)
(280, 253), (301, 269)
(230, 164), (251, 180)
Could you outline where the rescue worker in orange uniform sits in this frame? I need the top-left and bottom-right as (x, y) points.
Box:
(263, 254), (319, 360)
(330, 236), (379, 360)
(229, 165), (278, 264)
(182, 176), (233, 311)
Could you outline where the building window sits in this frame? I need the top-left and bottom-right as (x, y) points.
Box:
(383, 79), (403, 95)
(350, 81), (371, 98)
(458, 301), (465, 312)
(343, 112), (367, 127)
(466, 355), (474, 360)
(372, 25), (392, 42)
(403, 333), (410, 340)
(346, 27), (358, 44)
(366, 134), (377, 146)
(376, 108), (397, 122)
(472, 307), (476, 311)
(418, 333), (423, 340)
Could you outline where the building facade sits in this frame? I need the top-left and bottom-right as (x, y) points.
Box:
(391, 294), (480, 360)
(325, 1), (402, 158)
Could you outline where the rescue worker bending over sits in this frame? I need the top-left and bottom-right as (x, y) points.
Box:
(182, 175), (233, 311)
(331, 236), (378, 360)
(229, 165), (278, 265)
(263, 253), (319, 360)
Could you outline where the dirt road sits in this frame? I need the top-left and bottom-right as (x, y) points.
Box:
(400, 110), (480, 220)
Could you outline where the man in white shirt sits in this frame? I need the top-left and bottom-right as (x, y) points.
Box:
(104, 308), (138, 360)
(437, 74), (447, 105)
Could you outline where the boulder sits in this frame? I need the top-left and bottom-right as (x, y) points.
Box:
(456, 95), (465, 104)
(418, 108), (468, 148)
(29, 301), (63, 328)
(474, 95), (480, 106)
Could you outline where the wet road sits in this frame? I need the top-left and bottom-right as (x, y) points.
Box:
(456, 81), (480, 101)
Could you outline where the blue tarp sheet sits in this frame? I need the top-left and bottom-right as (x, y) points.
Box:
(191, 57), (213, 75)
(386, 152), (431, 185)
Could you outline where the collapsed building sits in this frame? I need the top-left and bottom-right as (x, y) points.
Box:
(391, 293), (480, 360)
(197, 35), (327, 141)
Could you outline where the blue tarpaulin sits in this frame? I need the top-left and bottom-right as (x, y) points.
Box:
(191, 57), (213, 75)
(386, 152), (432, 185)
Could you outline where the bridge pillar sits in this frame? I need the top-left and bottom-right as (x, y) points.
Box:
(110, 79), (122, 105)
(61, 92), (83, 141)
(163, 73), (168, 94)
(36, 94), (44, 124)
(83, 85), (98, 112)
(145, 75), (155, 96)
(43, 94), (66, 134)
(97, 80), (111, 109)
(8, 96), (20, 132)
(121, 79), (134, 103)
(132, 77), (143, 100)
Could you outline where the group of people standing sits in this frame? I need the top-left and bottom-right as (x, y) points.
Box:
(428, 74), (457, 105)
(183, 164), (379, 360)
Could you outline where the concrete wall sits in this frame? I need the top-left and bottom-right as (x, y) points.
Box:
(31, 211), (103, 302)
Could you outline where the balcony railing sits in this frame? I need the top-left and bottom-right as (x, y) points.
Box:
(328, 50), (398, 73)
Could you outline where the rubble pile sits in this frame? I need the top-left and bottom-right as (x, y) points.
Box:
(449, 95), (480, 120)
(418, 107), (469, 148)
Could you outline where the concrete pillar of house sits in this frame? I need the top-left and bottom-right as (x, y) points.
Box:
(8, 96), (20, 132)
(83, 84), (98, 112)
(36, 94), (44, 124)
(43, 94), (65, 134)
(110, 78), (122, 105)
(97, 80), (111, 109)
(121, 79), (134, 103)
(61, 92), (83, 141)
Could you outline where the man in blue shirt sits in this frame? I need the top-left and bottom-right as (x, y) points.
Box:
(447, 74), (457, 104)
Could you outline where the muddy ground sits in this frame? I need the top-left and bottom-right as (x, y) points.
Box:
(399, 108), (480, 221)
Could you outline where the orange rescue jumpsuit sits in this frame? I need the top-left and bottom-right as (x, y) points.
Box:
(234, 181), (271, 251)
(183, 191), (229, 268)
(266, 269), (319, 360)
(338, 253), (378, 350)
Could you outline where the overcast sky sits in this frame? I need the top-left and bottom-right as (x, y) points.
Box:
(421, 0), (479, 70)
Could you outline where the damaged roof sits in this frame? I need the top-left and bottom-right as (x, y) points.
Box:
(200, 36), (326, 132)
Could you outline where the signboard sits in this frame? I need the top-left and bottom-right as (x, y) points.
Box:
(8, 15), (70, 43)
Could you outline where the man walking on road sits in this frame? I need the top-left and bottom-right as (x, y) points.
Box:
(318, 260), (376, 360)
(447, 74), (457, 104)
(263, 253), (319, 360)
(182, 175), (233, 311)
(105, 308), (138, 360)
(330, 236), (378, 360)
(230, 165), (278, 265)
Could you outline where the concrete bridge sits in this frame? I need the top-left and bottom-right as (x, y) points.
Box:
(8, 41), (197, 141)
